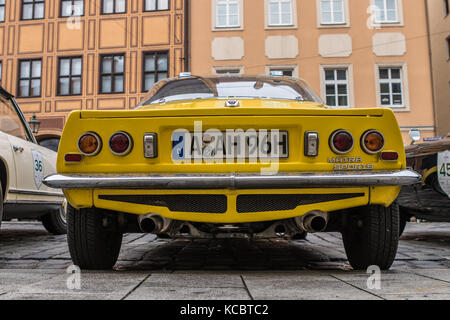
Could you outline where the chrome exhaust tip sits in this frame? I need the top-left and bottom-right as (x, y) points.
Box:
(138, 214), (165, 234)
(295, 211), (329, 233)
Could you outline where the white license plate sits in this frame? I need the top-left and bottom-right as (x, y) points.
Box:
(172, 130), (289, 160)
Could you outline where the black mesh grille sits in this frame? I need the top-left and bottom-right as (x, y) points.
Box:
(236, 193), (365, 213)
(99, 194), (227, 214)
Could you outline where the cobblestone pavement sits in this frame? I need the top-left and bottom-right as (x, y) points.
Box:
(0, 221), (449, 300)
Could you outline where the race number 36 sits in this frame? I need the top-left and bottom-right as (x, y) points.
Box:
(32, 150), (44, 189)
(437, 150), (450, 198)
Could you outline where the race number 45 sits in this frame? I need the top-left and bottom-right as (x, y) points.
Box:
(437, 150), (450, 198)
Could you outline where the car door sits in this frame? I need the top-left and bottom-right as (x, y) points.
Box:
(0, 95), (62, 203)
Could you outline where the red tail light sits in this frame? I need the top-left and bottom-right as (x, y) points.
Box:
(64, 153), (83, 163)
(330, 130), (354, 154)
(109, 131), (133, 156)
(381, 152), (399, 161)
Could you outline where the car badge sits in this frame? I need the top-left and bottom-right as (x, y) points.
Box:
(225, 100), (239, 107)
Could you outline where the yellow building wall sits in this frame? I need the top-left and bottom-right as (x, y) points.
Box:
(426, 0), (450, 137)
(190, 0), (436, 144)
(0, 0), (186, 137)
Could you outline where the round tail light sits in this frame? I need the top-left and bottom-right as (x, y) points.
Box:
(109, 131), (133, 156)
(362, 130), (385, 154)
(78, 132), (102, 156)
(330, 130), (354, 154)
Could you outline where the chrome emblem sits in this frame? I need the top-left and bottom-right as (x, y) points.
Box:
(226, 100), (239, 107)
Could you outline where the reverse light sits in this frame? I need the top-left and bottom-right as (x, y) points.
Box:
(330, 130), (354, 154)
(78, 132), (102, 156)
(143, 133), (158, 158)
(304, 131), (319, 157)
(362, 130), (385, 154)
(109, 131), (133, 156)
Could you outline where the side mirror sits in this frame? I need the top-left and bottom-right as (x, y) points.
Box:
(409, 129), (421, 145)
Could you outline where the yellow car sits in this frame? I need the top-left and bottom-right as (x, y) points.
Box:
(44, 75), (420, 270)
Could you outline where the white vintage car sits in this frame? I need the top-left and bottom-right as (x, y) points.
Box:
(0, 87), (66, 234)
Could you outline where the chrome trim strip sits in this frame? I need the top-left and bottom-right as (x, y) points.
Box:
(8, 189), (65, 197)
(43, 170), (421, 190)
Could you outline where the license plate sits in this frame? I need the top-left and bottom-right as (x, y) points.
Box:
(172, 130), (289, 161)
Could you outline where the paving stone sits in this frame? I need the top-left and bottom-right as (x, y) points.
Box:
(1, 221), (450, 299)
(242, 273), (380, 300)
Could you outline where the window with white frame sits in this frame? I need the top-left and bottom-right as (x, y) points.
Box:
(374, 0), (398, 23)
(320, 0), (345, 24)
(216, 0), (240, 28)
(324, 68), (349, 107)
(378, 67), (404, 107)
(268, 0), (292, 26)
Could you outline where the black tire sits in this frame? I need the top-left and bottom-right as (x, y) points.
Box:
(67, 204), (123, 270)
(341, 201), (399, 270)
(398, 207), (410, 237)
(41, 205), (67, 235)
(426, 172), (446, 196)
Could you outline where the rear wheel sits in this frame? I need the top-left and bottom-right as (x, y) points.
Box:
(67, 204), (123, 270)
(341, 201), (399, 270)
(426, 172), (446, 196)
(41, 200), (67, 235)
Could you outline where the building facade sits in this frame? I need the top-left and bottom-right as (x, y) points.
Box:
(0, 0), (187, 140)
(189, 0), (437, 143)
(426, 0), (450, 137)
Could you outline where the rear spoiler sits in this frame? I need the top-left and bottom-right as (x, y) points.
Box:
(78, 108), (387, 119)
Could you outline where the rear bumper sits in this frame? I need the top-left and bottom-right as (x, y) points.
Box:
(43, 170), (421, 190)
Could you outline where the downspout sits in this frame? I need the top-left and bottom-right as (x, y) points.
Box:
(424, 0), (438, 136)
(184, 0), (190, 72)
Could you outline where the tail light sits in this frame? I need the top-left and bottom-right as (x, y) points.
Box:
(362, 130), (385, 154)
(64, 153), (83, 163)
(330, 130), (354, 154)
(78, 132), (102, 156)
(109, 131), (133, 156)
(381, 151), (399, 161)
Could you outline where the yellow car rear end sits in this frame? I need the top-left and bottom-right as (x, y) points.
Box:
(44, 76), (421, 271)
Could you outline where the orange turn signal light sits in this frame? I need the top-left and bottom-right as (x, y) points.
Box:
(78, 132), (102, 156)
(362, 130), (385, 154)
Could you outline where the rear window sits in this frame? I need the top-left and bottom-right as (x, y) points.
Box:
(138, 77), (323, 106)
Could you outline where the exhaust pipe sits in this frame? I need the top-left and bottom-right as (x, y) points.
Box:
(138, 214), (165, 234)
(295, 211), (329, 233)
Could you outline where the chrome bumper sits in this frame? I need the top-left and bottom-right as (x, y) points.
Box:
(43, 170), (421, 190)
